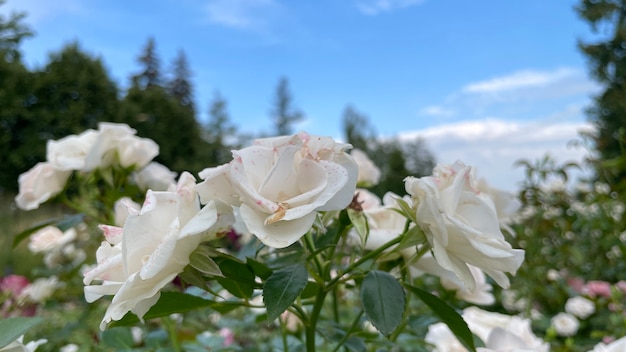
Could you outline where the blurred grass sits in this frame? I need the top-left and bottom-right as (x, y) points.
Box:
(0, 191), (62, 277)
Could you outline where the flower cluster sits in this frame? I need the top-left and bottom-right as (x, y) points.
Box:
(11, 124), (528, 350)
(15, 123), (166, 211)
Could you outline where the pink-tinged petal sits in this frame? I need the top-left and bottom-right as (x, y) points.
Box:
(239, 204), (316, 248)
(230, 158), (279, 213)
(99, 225), (124, 245)
(234, 146), (281, 190)
(196, 163), (239, 206)
(15, 162), (71, 210)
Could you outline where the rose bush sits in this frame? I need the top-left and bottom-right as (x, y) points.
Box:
(6, 126), (532, 351)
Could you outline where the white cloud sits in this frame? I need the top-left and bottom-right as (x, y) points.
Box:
(356, 0), (424, 16)
(399, 118), (593, 192)
(3, 0), (85, 25)
(204, 0), (281, 30)
(462, 68), (578, 94)
(419, 105), (455, 117)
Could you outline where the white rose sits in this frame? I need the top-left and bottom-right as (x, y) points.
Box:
(565, 296), (595, 319)
(441, 265), (495, 306)
(15, 162), (71, 210)
(0, 336), (47, 352)
(404, 161), (524, 290)
(359, 190), (409, 250)
(113, 197), (141, 227)
(133, 162), (177, 191)
(28, 226), (76, 253)
(46, 129), (99, 170)
(425, 322), (473, 352)
(21, 276), (60, 303)
(196, 132), (358, 248)
(551, 312), (579, 337)
(426, 307), (549, 352)
(84, 122), (159, 171)
(351, 149), (381, 187)
(588, 336), (626, 352)
(476, 178), (521, 233)
(83, 172), (234, 329)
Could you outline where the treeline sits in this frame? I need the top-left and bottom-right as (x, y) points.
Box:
(0, 3), (435, 196)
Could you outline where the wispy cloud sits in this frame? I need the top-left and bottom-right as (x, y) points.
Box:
(419, 105), (455, 117)
(399, 117), (593, 191)
(462, 68), (579, 94)
(356, 0), (424, 16)
(3, 0), (85, 25)
(204, 0), (282, 30)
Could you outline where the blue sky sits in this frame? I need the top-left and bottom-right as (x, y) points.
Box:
(3, 0), (601, 191)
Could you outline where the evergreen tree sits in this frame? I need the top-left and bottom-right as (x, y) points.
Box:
(120, 39), (208, 175)
(0, 42), (119, 191)
(204, 91), (238, 166)
(577, 0), (626, 186)
(270, 77), (304, 136)
(342, 105), (377, 152)
(168, 49), (194, 112)
(341, 105), (436, 197)
(0, 0), (33, 62)
(0, 1), (35, 191)
(133, 37), (161, 89)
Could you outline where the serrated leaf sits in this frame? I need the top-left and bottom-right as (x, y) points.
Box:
(0, 317), (44, 348)
(263, 263), (308, 321)
(405, 284), (476, 352)
(348, 208), (369, 247)
(360, 270), (405, 336)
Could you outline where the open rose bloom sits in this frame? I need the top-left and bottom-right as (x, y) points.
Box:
(196, 132), (358, 248)
(404, 161), (524, 290)
(83, 172), (234, 329)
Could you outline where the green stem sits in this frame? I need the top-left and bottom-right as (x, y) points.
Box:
(327, 236), (403, 289)
(306, 288), (328, 352)
(330, 310), (364, 352)
(303, 232), (324, 278)
(162, 316), (181, 352)
(279, 314), (290, 352)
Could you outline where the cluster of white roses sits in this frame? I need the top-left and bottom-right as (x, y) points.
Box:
(15, 123), (527, 337)
(15, 123), (174, 211)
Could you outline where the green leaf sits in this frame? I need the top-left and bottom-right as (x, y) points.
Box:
(179, 265), (209, 291)
(405, 284), (476, 352)
(348, 208), (369, 247)
(100, 327), (134, 349)
(12, 213), (85, 248)
(394, 197), (416, 223)
(344, 336), (367, 352)
(110, 291), (214, 327)
(215, 255), (256, 298)
(396, 225), (426, 251)
(56, 213), (85, 231)
(0, 317), (44, 348)
(360, 270), (405, 336)
(247, 257), (273, 280)
(189, 247), (223, 277)
(263, 263), (308, 321)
